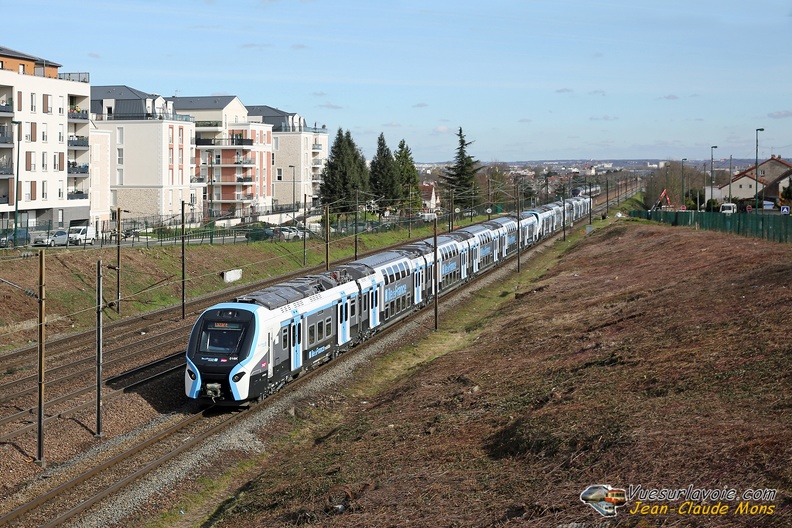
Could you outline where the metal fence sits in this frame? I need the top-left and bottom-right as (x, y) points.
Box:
(630, 210), (792, 243)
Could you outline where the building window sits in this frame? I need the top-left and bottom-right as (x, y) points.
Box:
(42, 180), (47, 200)
(41, 152), (47, 171)
(57, 209), (64, 227)
(178, 127), (183, 142)
(276, 168), (283, 181)
(30, 93), (36, 112)
(59, 124), (64, 143)
(117, 148), (124, 165)
(168, 127), (174, 144)
(116, 127), (124, 144)
(59, 96), (65, 115)
(273, 137), (279, 150)
(41, 123), (48, 142)
(169, 148), (173, 164)
(53, 153), (60, 171)
(117, 168), (123, 185)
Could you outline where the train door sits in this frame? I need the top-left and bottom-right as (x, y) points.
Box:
(414, 262), (424, 304)
(337, 295), (350, 345)
(460, 250), (468, 281)
(360, 287), (371, 334)
(287, 316), (302, 372)
(370, 284), (380, 328)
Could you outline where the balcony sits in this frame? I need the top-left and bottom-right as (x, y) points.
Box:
(68, 109), (89, 121)
(195, 137), (254, 147)
(0, 133), (12, 146)
(0, 100), (12, 116)
(312, 159), (324, 167)
(0, 160), (12, 175)
(68, 135), (89, 148)
(67, 191), (88, 200)
(67, 162), (89, 174)
(236, 176), (254, 182)
(191, 176), (206, 184)
(312, 143), (322, 152)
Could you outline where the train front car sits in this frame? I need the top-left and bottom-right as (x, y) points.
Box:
(185, 302), (265, 405)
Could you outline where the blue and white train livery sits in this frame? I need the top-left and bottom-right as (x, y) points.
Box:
(185, 196), (591, 404)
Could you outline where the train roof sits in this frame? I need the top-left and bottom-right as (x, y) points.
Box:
(234, 270), (353, 310)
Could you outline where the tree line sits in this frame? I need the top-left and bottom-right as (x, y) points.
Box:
(317, 127), (482, 219)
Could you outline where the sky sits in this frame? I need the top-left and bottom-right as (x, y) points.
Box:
(5, 0), (792, 163)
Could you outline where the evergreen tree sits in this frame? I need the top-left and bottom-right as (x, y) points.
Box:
(369, 133), (401, 216)
(318, 128), (369, 218)
(394, 139), (421, 212)
(440, 127), (482, 209)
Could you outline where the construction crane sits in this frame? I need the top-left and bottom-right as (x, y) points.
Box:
(650, 189), (672, 211)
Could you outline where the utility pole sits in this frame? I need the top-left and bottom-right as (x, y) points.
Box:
(116, 207), (121, 314)
(36, 249), (46, 466)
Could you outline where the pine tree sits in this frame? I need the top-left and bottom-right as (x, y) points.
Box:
(440, 127), (482, 209)
(369, 133), (401, 216)
(394, 139), (421, 212)
(318, 128), (369, 219)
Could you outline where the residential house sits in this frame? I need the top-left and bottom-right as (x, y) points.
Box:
(719, 155), (792, 207)
(419, 183), (438, 211)
(0, 46), (93, 232)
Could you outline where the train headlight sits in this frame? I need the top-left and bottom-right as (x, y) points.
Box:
(231, 372), (246, 383)
(187, 369), (196, 380)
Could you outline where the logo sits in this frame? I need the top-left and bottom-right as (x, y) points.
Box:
(580, 484), (627, 517)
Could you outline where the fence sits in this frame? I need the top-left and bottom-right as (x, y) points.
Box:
(630, 210), (792, 243)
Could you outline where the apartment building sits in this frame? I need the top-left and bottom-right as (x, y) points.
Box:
(0, 46), (93, 232)
(246, 105), (329, 214)
(91, 85), (198, 220)
(167, 96), (272, 221)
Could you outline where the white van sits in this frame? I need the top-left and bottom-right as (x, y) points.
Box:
(68, 225), (96, 245)
(719, 203), (737, 215)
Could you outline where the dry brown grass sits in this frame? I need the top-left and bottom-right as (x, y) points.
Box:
(196, 221), (790, 527)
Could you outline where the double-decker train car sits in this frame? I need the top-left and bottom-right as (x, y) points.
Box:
(185, 195), (591, 405)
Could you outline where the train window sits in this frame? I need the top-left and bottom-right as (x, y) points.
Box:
(325, 317), (332, 336)
(309, 325), (315, 345)
(297, 322), (301, 344)
(318, 320), (324, 340)
(351, 298), (356, 317)
(281, 327), (289, 350)
(201, 326), (245, 355)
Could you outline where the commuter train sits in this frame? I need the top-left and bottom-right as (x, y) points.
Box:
(185, 196), (592, 404)
(571, 184), (601, 198)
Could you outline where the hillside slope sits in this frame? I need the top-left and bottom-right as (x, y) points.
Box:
(200, 221), (790, 528)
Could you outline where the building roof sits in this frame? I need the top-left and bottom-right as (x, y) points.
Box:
(166, 95), (239, 111)
(92, 85), (154, 100)
(0, 46), (62, 68)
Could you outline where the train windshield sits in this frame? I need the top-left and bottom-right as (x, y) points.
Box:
(198, 321), (247, 356)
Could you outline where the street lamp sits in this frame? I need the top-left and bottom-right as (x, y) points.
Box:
(681, 158), (687, 210)
(11, 120), (21, 246)
(755, 128), (764, 214)
(207, 149), (214, 244)
(710, 146), (718, 211)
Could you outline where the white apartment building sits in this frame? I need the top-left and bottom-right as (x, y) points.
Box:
(246, 105), (329, 214)
(91, 85), (198, 221)
(168, 96), (272, 222)
(0, 46), (93, 232)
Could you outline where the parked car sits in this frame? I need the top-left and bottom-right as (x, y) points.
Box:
(245, 227), (275, 241)
(277, 226), (306, 240)
(0, 228), (31, 247)
(33, 229), (69, 247)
